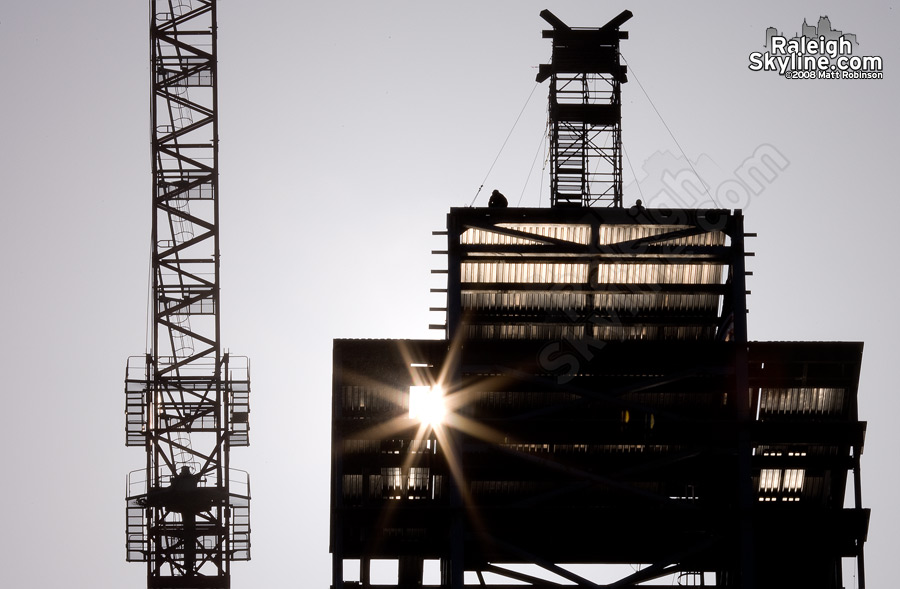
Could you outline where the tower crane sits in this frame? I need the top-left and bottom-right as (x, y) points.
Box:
(124, 2), (251, 587)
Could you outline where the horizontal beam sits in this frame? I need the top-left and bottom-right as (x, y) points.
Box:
(449, 207), (735, 229)
(460, 282), (727, 294)
(460, 245), (732, 262)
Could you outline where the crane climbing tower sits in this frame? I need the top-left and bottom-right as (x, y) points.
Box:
(537, 9), (631, 208)
(124, 2), (251, 587)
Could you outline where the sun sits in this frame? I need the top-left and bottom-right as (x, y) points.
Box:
(408, 385), (447, 427)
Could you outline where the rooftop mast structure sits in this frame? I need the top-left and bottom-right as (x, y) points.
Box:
(125, 2), (251, 587)
(537, 9), (631, 208)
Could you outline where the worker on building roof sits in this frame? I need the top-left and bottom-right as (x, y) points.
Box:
(488, 189), (508, 208)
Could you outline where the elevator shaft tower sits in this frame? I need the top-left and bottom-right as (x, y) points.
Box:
(124, 2), (250, 587)
(537, 9), (631, 208)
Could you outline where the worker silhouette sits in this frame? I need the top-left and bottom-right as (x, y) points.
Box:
(488, 189), (508, 208)
(172, 466), (200, 492)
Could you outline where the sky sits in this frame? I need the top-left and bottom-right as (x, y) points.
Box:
(0, 1), (897, 587)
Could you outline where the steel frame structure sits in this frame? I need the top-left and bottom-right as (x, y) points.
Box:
(125, 2), (250, 587)
(331, 207), (868, 589)
(330, 10), (868, 589)
(332, 338), (867, 588)
(537, 10), (631, 209)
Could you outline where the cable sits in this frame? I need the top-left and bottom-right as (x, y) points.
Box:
(623, 145), (645, 203)
(145, 252), (153, 355)
(621, 54), (719, 207)
(538, 123), (548, 208)
(517, 123), (548, 207)
(470, 82), (540, 206)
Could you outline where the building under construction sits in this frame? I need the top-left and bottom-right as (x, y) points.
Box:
(330, 10), (868, 589)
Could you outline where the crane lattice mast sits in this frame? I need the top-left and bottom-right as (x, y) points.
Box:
(537, 9), (631, 208)
(124, 1), (251, 587)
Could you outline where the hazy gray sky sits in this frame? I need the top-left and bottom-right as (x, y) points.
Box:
(0, 1), (897, 587)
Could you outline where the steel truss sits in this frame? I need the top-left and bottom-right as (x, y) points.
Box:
(537, 10), (631, 209)
(125, 2), (250, 587)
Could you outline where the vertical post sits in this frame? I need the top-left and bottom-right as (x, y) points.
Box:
(447, 339), (465, 589)
(399, 557), (424, 588)
(730, 211), (755, 589)
(446, 212), (462, 342)
(222, 351), (231, 578)
(361, 557), (371, 588)
(854, 438), (866, 588)
(331, 344), (344, 589)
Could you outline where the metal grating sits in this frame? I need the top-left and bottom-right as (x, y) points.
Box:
(462, 223), (591, 245)
(597, 224), (726, 246)
(462, 261), (590, 283)
(448, 208), (739, 343)
(759, 387), (847, 418)
(596, 263), (724, 285)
